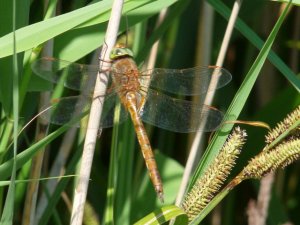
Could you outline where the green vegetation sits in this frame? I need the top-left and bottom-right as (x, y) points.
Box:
(0, 0), (299, 224)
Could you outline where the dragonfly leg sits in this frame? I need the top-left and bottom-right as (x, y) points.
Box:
(99, 58), (112, 64)
(106, 83), (116, 94)
(99, 40), (110, 62)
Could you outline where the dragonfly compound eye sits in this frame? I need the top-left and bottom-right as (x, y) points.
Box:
(110, 47), (134, 60)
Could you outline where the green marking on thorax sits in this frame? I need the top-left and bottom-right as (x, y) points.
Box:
(110, 47), (134, 60)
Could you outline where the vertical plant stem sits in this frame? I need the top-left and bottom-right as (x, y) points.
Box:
(70, 1), (124, 224)
(0, 0), (18, 223)
(104, 103), (121, 225)
(22, 95), (50, 225)
(146, 8), (168, 70)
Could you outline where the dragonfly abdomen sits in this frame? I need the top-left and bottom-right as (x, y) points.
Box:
(122, 92), (164, 202)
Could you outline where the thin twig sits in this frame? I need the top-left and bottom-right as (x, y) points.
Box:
(22, 93), (50, 225)
(146, 8), (168, 70)
(143, 9), (167, 103)
(70, 1), (124, 224)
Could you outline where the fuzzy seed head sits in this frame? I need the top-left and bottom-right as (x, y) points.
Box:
(266, 105), (300, 145)
(182, 127), (246, 221)
(240, 139), (300, 179)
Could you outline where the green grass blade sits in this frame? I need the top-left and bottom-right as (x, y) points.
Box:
(0, 0), (112, 58)
(0, 113), (86, 180)
(104, 103), (121, 225)
(0, 123), (13, 162)
(44, 0), (59, 20)
(114, 120), (135, 225)
(0, 175), (77, 186)
(52, 0), (178, 62)
(133, 205), (188, 225)
(0, 0), (177, 59)
(271, 0), (300, 5)
(0, 0), (19, 223)
(0, 0), (29, 115)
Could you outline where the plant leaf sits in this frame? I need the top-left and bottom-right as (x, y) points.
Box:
(133, 205), (188, 225)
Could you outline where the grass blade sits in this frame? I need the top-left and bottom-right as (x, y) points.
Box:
(0, 0), (18, 223)
(133, 205), (188, 225)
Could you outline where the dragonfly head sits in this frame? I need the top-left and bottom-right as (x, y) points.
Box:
(110, 46), (134, 60)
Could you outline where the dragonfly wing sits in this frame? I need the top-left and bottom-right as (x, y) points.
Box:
(32, 57), (103, 94)
(99, 93), (128, 128)
(40, 93), (128, 129)
(39, 95), (92, 127)
(140, 66), (232, 96)
(140, 89), (224, 133)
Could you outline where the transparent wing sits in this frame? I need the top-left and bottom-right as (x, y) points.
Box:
(40, 93), (128, 129)
(140, 89), (224, 133)
(140, 66), (232, 96)
(31, 57), (104, 94)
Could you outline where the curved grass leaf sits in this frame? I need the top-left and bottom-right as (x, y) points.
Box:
(0, 110), (88, 180)
(53, 0), (179, 62)
(0, 1), (111, 58)
(0, 0), (178, 59)
(0, 0), (21, 222)
(0, 175), (77, 187)
(133, 205), (188, 225)
(271, 0), (300, 5)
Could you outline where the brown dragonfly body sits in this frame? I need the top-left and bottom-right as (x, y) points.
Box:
(110, 50), (163, 201)
(32, 46), (232, 203)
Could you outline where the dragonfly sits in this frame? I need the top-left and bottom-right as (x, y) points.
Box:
(32, 46), (232, 202)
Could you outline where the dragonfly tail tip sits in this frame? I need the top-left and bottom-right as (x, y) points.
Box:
(158, 192), (164, 203)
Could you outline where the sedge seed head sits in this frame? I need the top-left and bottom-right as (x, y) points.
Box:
(241, 139), (300, 179)
(265, 105), (300, 145)
(182, 127), (246, 221)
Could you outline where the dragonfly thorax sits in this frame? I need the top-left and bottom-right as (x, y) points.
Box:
(111, 55), (141, 94)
